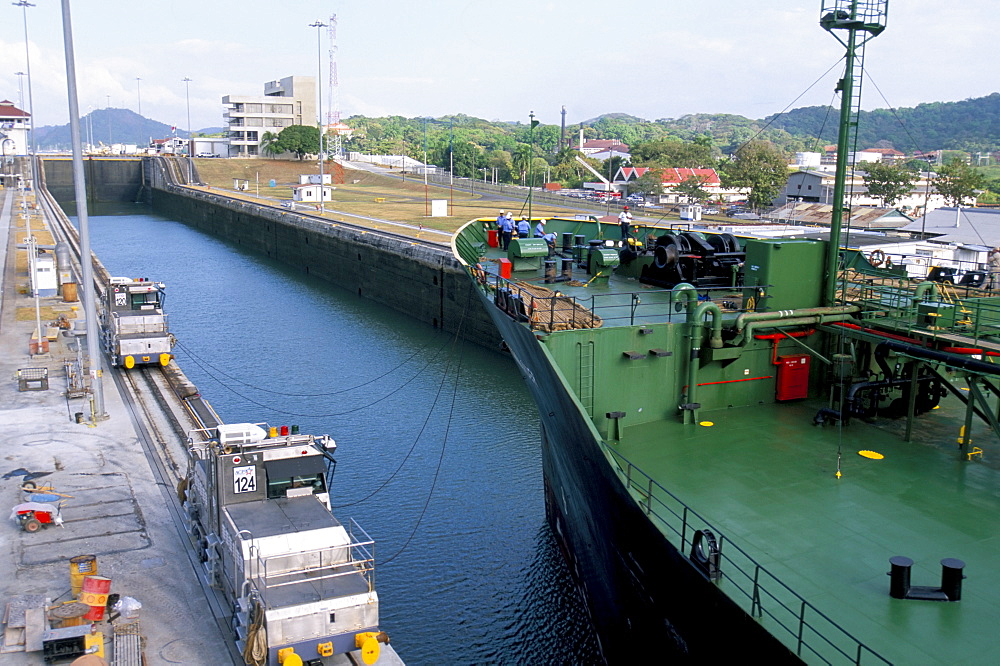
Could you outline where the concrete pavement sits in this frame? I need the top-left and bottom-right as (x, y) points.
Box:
(0, 184), (227, 663)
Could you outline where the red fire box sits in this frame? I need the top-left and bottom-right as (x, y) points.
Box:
(497, 258), (512, 280)
(776, 354), (811, 401)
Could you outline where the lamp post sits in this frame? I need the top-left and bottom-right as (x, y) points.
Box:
(309, 20), (327, 214)
(13, 0), (36, 181)
(60, 0), (106, 420)
(449, 117), (454, 214)
(135, 77), (142, 116)
(423, 117), (430, 217)
(183, 77), (192, 183)
(528, 110), (537, 220)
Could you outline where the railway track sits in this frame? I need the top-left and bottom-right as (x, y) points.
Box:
(32, 169), (244, 663)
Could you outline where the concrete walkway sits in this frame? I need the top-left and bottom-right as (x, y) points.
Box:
(0, 185), (227, 663)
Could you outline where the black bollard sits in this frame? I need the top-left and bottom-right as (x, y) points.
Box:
(561, 258), (574, 281)
(544, 260), (557, 283)
(940, 558), (965, 601)
(561, 232), (574, 253)
(888, 556), (913, 599)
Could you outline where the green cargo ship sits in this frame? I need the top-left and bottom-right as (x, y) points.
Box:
(451, 2), (1000, 663)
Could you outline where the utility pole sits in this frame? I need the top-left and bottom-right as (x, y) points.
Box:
(310, 20), (327, 213)
(14, 1), (37, 183)
(183, 77), (192, 183)
(60, 0), (107, 421)
(528, 111), (538, 220)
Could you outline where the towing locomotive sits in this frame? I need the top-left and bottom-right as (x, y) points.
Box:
(181, 422), (389, 666)
(101, 276), (174, 368)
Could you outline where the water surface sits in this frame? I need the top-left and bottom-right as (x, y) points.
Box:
(83, 203), (601, 665)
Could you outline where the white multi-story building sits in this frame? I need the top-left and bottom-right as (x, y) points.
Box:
(222, 76), (316, 158)
(779, 169), (952, 215)
(0, 99), (30, 156)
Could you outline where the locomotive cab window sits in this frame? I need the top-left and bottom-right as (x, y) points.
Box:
(264, 456), (328, 499)
(131, 292), (161, 310)
(267, 473), (326, 499)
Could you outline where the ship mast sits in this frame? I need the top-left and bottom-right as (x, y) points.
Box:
(820, 1), (888, 306)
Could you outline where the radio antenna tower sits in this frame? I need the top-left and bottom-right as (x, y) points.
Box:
(326, 13), (345, 183)
(327, 15), (342, 158)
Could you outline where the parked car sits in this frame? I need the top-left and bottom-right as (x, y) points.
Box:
(704, 207), (720, 215)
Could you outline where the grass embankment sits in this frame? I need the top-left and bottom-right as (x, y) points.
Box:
(191, 158), (587, 239)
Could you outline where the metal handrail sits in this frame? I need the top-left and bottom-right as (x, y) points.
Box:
(844, 273), (1000, 345)
(605, 446), (891, 665)
(482, 271), (756, 330)
(252, 523), (376, 598)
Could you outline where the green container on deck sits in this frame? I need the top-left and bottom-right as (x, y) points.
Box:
(508, 238), (549, 271)
(743, 239), (825, 311)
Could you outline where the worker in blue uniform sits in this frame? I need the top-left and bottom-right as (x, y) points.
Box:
(498, 213), (515, 251)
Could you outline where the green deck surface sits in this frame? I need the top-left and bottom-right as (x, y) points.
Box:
(615, 397), (1000, 664)
(464, 219), (1000, 663)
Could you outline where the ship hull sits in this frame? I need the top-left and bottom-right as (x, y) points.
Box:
(475, 288), (799, 662)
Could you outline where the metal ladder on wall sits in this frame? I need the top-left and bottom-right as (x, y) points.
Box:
(578, 341), (595, 416)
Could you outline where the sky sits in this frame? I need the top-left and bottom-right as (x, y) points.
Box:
(0, 1), (996, 134)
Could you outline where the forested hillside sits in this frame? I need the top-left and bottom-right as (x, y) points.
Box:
(764, 93), (1000, 153)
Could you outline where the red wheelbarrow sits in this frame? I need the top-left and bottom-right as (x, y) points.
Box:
(10, 501), (64, 532)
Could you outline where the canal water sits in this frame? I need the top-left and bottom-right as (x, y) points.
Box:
(81, 203), (601, 665)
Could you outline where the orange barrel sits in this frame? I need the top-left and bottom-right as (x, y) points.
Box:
(62, 282), (78, 302)
(70, 555), (98, 597)
(80, 575), (112, 621)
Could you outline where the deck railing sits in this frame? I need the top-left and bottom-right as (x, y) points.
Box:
(842, 271), (1000, 345)
(480, 269), (758, 330)
(247, 518), (375, 601)
(605, 446), (891, 665)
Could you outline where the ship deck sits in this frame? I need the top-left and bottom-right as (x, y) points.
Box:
(613, 394), (1000, 664)
(464, 221), (1000, 663)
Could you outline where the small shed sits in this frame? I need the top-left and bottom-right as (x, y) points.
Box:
(298, 174), (332, 185)
(32, 251), (57, 296)
(292, 183), (334, 202)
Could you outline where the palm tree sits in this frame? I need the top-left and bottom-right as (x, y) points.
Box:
(512, 144), (532, 185)
(260, 131), (282, 159)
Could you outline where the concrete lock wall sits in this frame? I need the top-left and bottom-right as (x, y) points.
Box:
(150, 187), (499, 346)
(41, 158), (500, 349)
(42, 158), (145, 204)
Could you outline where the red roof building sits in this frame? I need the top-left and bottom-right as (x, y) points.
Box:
(0, 99), (31, 156)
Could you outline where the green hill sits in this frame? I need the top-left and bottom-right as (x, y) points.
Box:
(763, 93), (1000, 153)
(34, 108), (192, 150)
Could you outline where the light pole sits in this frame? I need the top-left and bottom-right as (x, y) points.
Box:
(13, 0), (36, 181)
(449, 117), (454, 214)
(423, 117), (430, 217)
(528, 110), (538, 220)
(183, 77), (192, 183)
(135, 77), (142, 116)
(309, 20), (327, 214)
(60, 0), (106, 421)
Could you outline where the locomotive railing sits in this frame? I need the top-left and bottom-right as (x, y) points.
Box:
(248, 517), (375, 601)
(605, 446), (891, 665)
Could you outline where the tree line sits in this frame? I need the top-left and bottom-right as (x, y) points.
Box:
(258, 101), (999, 209)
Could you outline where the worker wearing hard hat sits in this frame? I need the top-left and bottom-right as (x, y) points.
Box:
(619, 206), (634, 240)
